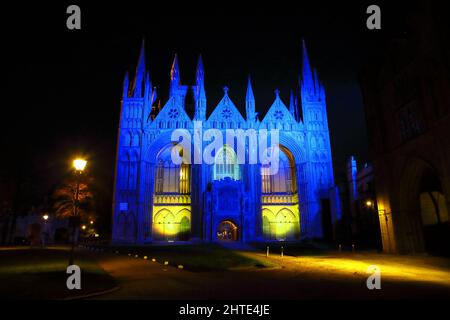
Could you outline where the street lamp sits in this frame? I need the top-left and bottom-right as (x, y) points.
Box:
(69, 158), (87, 266)
(73, 159), (87, 172)
(365, 200), (373, 208)
(42, 214), (49, 247)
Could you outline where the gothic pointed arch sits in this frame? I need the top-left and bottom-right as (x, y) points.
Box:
(213, 144), (240, 181)
(261, 145), (301, 240)
(151, 143), (192, 241)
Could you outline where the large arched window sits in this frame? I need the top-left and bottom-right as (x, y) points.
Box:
(261, 146), (296, 194)
(213, 145), (240, 181)
(152, 144), (191, 241)
(261, 145), (300, 240)
(155, 145), (190, 194)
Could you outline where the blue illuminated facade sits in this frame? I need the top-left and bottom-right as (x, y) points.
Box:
(112, 40), (335, 244)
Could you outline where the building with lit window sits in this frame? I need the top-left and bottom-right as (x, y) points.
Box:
(112, 40), (336, 244)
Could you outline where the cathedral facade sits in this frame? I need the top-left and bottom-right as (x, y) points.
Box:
(112, 40), (335, 244)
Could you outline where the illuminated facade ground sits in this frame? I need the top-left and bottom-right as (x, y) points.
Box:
(112, 40), (336, 244)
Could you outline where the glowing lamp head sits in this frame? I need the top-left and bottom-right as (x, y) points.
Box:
(90, 220), (94, 225)
(81, 225), (86, 230)
(73, 159), (87, 172)
(43, 214), (49, 221)
(366, 200), (373, 208)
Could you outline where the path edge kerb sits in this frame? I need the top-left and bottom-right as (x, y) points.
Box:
(62, 285), (121, 300)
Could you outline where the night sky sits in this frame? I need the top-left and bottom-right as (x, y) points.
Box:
(2, 1), (409, 231)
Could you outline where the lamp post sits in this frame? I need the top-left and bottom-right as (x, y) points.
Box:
(42, 214), (49, 247)
(365, 199), (392, 252)
(69, 158), (87, 266)
(378, 209), (391, 251)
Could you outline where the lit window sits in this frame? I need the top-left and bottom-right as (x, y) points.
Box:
(213, 145), (240, 181)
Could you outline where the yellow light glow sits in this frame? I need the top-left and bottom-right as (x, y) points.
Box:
(262, 205), (300, 240)
(152, 205), (191, 238)
(43, 214), (49, 221)
(73, 158), (87, 171)
(366, 200), (373, 207)
(81, 225), (86, 230)
(90, 220), (94, 225)
(94, 234), (99, 237)
(262, 254), (450, 287)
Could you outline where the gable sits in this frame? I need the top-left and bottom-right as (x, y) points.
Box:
(260, 96), (299, 130)
(151, 97), (192, 130)
(206, 94), (246, 129)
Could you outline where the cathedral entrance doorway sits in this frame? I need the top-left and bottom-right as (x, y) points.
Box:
(217, 220), (238, 241)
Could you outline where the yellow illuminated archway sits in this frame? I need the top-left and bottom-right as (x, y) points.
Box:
(261, 146), (300, 240)
(153, 207), (191, 241)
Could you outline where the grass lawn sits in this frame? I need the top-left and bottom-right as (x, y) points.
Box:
(0, 247), (117, 299)
(105, 244), (275, 272)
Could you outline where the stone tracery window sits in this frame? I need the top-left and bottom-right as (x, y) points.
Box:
(213, 145), (240, 181)
(261, 146), (296, 194)
(155, 146), (190, 194)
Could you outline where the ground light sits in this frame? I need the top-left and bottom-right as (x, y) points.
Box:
(267, 254), (450, 287)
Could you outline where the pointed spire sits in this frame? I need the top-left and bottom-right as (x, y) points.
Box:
(169, 54), (181, 99)
(289, 89), (295, 116)
(294, 93), (300, 122)
(313, 69), (320, 94)
(143, 72), (153, 124)
(195, 55), (206, 100)
(246, 75), (255, 102)
(194, 55), (207, 121)
(246, 76), (256, 122)
(122, 72), (129, 99)
(301, 38), (314, 95)
(299, 40), (328, 126)
(196, 55), (204, 85)
(133, 39), (146, 98)
(144, 72), (151, 100)
(170, 54), (180, 84)
(152, 87), (157, 105)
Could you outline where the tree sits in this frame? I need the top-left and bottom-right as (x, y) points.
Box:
(52, 176), (95, 243)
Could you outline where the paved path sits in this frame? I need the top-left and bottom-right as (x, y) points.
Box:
(90, 250), (450, 300)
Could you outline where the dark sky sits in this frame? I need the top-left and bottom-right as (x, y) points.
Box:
(2, 1), (409, 224)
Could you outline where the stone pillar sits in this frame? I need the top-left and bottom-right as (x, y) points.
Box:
(253, 164), (263, 240)
(144, 162), (155, 242)
(190, 163), (203, 241)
